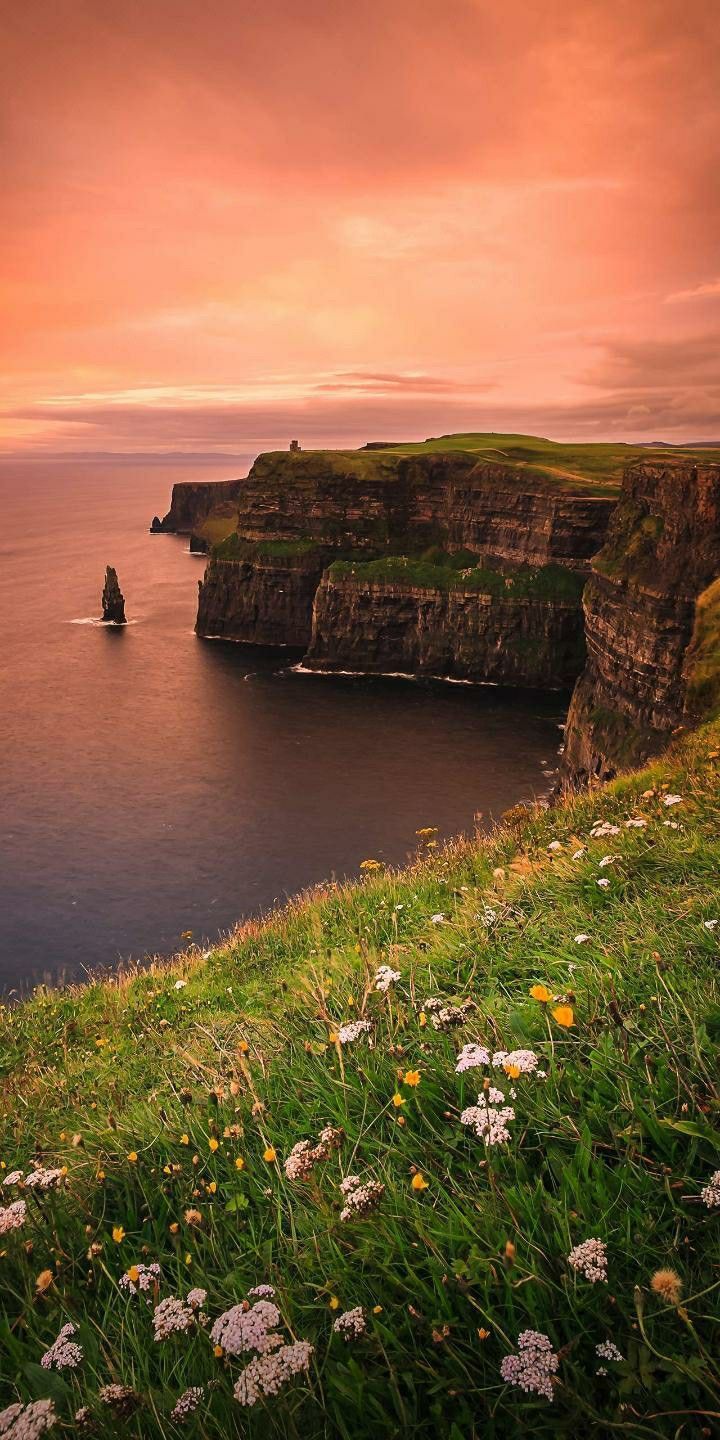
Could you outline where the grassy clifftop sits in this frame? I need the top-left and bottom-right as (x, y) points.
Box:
(1, 725), (720, 1437)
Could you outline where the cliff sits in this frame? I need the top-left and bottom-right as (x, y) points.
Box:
(562, 460), (720, 781)
(304, 561), (585, 686)
(151, 478), (244, 535)
(194, 445), (615, 686)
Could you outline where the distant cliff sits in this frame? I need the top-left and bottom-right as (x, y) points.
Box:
(562, 460), (720, 781)
(194, 447), (614, 688)
(151, 478), (244, 535)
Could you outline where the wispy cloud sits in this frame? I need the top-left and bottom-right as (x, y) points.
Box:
(665, 278), (720, 303)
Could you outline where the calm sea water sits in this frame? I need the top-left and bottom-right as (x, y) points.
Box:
(0, 460), (565, 992)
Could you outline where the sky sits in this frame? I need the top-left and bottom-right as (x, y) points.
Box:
(2, 0), (719, 458)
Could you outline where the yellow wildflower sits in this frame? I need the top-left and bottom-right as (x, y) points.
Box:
(127, 1151), (138, 1163)
(214, 1344), (224, 1358)
(328, 1296), (340, 1310)
(112, 1226), (125, 1244)
(235, 1157), (245, 1171)
(328, 1032), (339, 1045)
(207, 1181), (217, 1195)
(126, 1265), (140, 1284)
(238, 1040), (249, 1054)
(373, 1305), (383, 1314)
(552, 1004), (575, 1028)
(504, 1063), (521, 1080)
(392, 1093), (406, 1108)
(419, 1012), (427, 1028)
(263, 1147), (277, 1163)
(403, 1070), (421, 1087)
(208, 1137), (219, 1153)
(411, 1172), (429, 1191)
(529, 984), (552, 1003)
(180, 1134), (189, 1146)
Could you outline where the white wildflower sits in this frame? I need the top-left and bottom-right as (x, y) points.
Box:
(500, 1330), (558, 1401)
(572, 849), (585, 860)
(625, 818), (647, 829)
(211, 1299), (282, 1356)
(339, 1174), (384, 1221)
(374, 965), (400, 992)
(2, 1171), (24, 1188)
(0, 1399), (57, 1438)
(0, 1200), (27, 1234)
(596, 1340), (623, 1363)
(461, 1096), (515, 1146)
(598, 854), (617, 868)
(547, 840), (562, 852)
(568, 1237), (608, 1283)
(492, 1049), (539, 1075)
(248, 1284), (275, 1299)
(663, 820), (679, 829)
(119, 1261), (160, 1301)
(455, 1043), (491, 1073)
(703, 919), (718, 931)
(597, 877), (610, 888)
(24, 1168), (65, 1192)
(153, 1294), (205, 1341)
(333, 1306), (366, 1341)
(234, 1340), (313, 1406)
(170, 1387), (204, 1423)
(574, 934), (590, 944)
(429, 913), (445, 924)
(284, 1126), (342, 1181)
(40, 1323), (83, 1371)
(337, 1020), (372, 1046)
(174, 979), (187, 990)
(663, 794), (682, 807)
(590, 821), (620, 838)
(701, 1169), (720, 1208)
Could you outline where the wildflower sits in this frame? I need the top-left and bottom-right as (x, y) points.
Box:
(374, 965), (401, 993)
(625, 818), (647, 829)
(284, 1126), (342, 1181)
(339, 1174), (385, 1222)
(701, 1169), (720, 1207)
(98, 1385), (141, 1416)
(120, 1261), (160, 1302)
(461, 1096), (515, 1146)
(568, 1238), (608, 1283)
(208, 1137), (219, 1153)
(427, 998), (474, 1031)
(596, 1340), (623, 1363)
(184, 1208), (203, 1226)
(127, 1151), (138, 1163)
(590, 821), (620, 837)
(24, 1168), (65, 1191)
(552, 1005), (574, 1027)
(651, 1268), (683, 1304)
(392, 1093), (405, 1108)
(403, 1070), (421, 1086)
(411, 1172), (428, 1191)
(0, 1200), (27, 1235)
(153, 1292), (206, 1341)
(529, 984), (552, 1003)
(663, 794), (682, 807)
(429, 913), (445, 924)
(170, 1388), (204, 1424)
(111, 1225), (125, 1243)
(333, 1307), (366, 1341)
(704, 919), (718, 931)
(180, 1133), (190, 1145)
(263, 1148), (277, 1164)
(35, 1270), (54, 1294)
(493, 1049), (540, 1075)
(2, 1170), (24, 1188)
(547, 840), (562, 852)
(234, 1340), (314, 1406)
(487, 1086), (506, 1104)
(453, 1042), (489, 1076)
(500, 1329), (558, 1402)
(337, 1019), (372, 1046)
(40, 1322), (83, 1371)
(248, 1284), (276, 1299)
(211, 1298), (282, 1356)
(597, 877), (610, 889)
(574, 933), (590, 944)
(328, 1295), (340, 1310)
(360, 859), (382, 871)
(0, 1399), (57, 1436)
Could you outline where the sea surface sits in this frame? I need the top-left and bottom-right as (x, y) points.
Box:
(0, 459), (566, 993)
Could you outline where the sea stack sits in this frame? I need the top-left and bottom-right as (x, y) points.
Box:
(101, 566), (126, 624)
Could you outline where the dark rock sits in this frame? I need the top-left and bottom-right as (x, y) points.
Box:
(153, 479), (244, 535)
(149, 515), (163, 533)
(102, 566), (126, 624)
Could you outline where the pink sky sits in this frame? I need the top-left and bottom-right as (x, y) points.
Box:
(2, 0), (719, 456)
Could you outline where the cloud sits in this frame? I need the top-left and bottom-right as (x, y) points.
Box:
(665, 278), (720, 303)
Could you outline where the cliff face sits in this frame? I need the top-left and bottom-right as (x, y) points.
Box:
(196, 549), (326, 646)
(152, 479), (244, 535)
(562, 461), (720, 781)
(226, 450), (614, 567)
(304, 573), (585, 687)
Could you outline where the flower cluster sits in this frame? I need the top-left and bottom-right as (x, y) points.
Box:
(98, 1385), (141, 1416)
(701, 1169), (720, 1208)
(596, 1340), (623, 1363)
(374, 965), (400, 993)
(2, 1170), (24, 1187)
(339, 1174), (385, 1221)
(332, 1306), (366, 1341)
(0, 1399), (57, 1438)
(567, 1238), (608, 1284)
(0, 1200), (27, 1235)
(153, 1290), (207, 1341)
(460, 1095), (515, 1147)
(40, 1323), (83, 1371)
(169, 1387), (204, 1424)
(493, 1049), (541, 1076)
(23, 1168), (65, 1192)
(500, 1330), (558, 1402)
(590, 820), (620, 838)
(234, 1340), (313, 1407)
(424, 997), (474, 1031)
(119, 1262), (161, 1302)
(247, 1284), (275, 1299)
(211, 1298), (282, 1356)
(337, 1020), (372, 1046)
(455, 1043), (490, 1073)
(284, 1125), (343, 1181)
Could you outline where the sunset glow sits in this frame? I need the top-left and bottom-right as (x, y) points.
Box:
(3, 0), (719, 455)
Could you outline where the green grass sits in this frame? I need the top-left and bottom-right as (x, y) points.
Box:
(1, 725), (720, 1437)
(685, 578), (720, 719)
(328, 556), (586, 602)
(212, 534), (322, 562)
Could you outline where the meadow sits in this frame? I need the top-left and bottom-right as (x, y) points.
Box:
(1, 721), (719, 1437)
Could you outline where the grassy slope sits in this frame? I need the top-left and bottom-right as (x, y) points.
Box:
(327, 557), (586, 602)
(1, 725), (720, 1437)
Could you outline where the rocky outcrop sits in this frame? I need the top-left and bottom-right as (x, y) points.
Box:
(101, 566), (126, 624)
(304, 569), (585, 687)
(562, 460), (720, 781)
(196, 547), (327, 646)
(152, 479), (244, 535)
